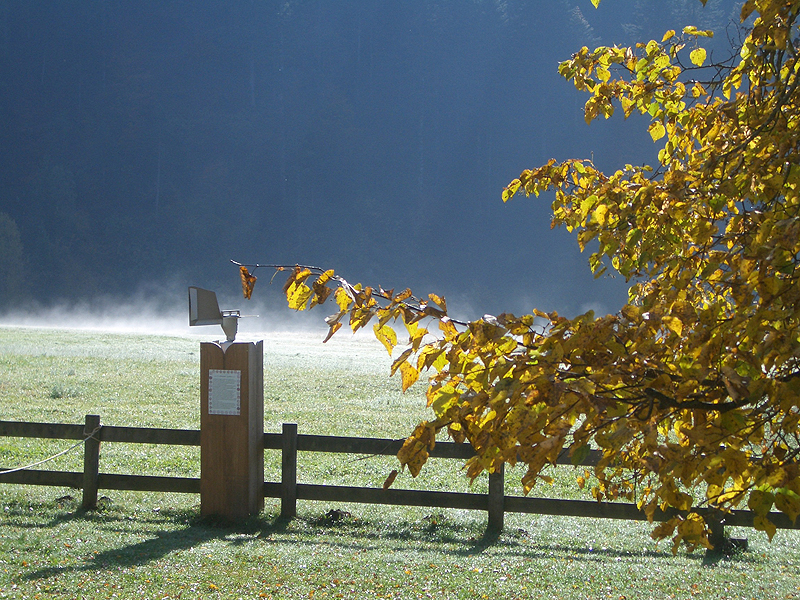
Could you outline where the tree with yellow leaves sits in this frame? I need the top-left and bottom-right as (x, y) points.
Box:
(237, 0), (800, 553)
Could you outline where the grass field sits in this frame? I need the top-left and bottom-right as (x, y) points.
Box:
(1, 325), (800, 599)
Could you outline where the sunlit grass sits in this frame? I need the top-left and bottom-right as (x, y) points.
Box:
(1, 326), (800, 599)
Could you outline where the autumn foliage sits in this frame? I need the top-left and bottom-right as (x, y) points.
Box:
(238, 0), (800, 552)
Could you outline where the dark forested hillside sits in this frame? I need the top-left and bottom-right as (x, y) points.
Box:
(0, 0), (738, 317)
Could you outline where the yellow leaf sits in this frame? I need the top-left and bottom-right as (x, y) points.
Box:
(674, 513), (712, 552)
(239, 266), (257, 299)
(765, 467), (787, 488)
(439, 317), (458, 339)
(503, 179), (521, 202)
(417, 345), (445, 372)
(397, 432), (430, 478)
(404, 316), (421, 339)
(593, 204), (609, 226)
(399, 361), (420, 392)
(678, 513), (707, 539)
(590, 0), (600, 7)
(322, 321), (342, 343)
(748, 489), (775, 517)
(650, 517), (679, 542)
(391, 348), (414, 377)
(479, 409), (497, 428)
(648, 121), (666, 142)
(408, 324), (428, 352)
(662, 29), (675, 42)
(740, 0), (756, 21)
(373, 324), (397, 356)
(310, 269), (335, 308)
(282, 266), (311, 294)
(391, 288), (413, 305)
(428, 293), (447, 312)
(621, 96), (635, 118)
(691, 82), (707, 98)
(662, 480), (693, 511)
(662, 315), (683, 336)
(552, 341), (564, 362)
(596, 66), (610, 83)
(349, 307), (375, 331)
(775, 489), (800, 523)
(428, 385), (459, 415)
(287, 281), (312, 311)
(754, 515), (777, 541)
(689, 47), (706, 67)
(335, 286), (352, 311)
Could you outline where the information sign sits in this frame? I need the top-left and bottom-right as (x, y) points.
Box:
(208, 369), (241, 415)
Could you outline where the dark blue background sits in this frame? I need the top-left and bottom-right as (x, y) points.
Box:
(0, 0), (739, 322)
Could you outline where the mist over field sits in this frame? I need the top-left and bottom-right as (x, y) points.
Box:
(0, 286), (328, 336)
(0, 0), (743, 325)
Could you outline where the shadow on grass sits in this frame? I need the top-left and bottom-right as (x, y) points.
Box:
(22, 507), (265, 583)
(19, 502), (758, 584)
(264, 510), (766, 567)
(1, 496), (85, 530)
(702, 537), (751, 566)
(253, 511), (755, 566)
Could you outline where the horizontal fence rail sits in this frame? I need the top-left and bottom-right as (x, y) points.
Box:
(2, 416), (799, 539)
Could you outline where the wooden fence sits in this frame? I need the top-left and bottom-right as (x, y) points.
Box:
(1, 415), (798, 543)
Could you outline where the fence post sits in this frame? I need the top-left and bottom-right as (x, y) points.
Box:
(707, 509), (725, 549)
(488, 463), (505, 532)
(281, 423), (298, 519)
(81, 414), (101, 510)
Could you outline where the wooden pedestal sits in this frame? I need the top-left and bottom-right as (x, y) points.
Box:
(200, 341), (264, 519)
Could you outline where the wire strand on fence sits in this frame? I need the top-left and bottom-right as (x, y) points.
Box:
(346, 438), (403, 463)
(0, 426), (102, 475)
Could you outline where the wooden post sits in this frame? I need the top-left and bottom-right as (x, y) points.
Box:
(488, 463), (505, 532)
(281, 422), (298, 519)
(707, 509), (725, 550)
(200, 341), (264, 519)
(81, 414), (101, 510)
(488, 465), (505, 533)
